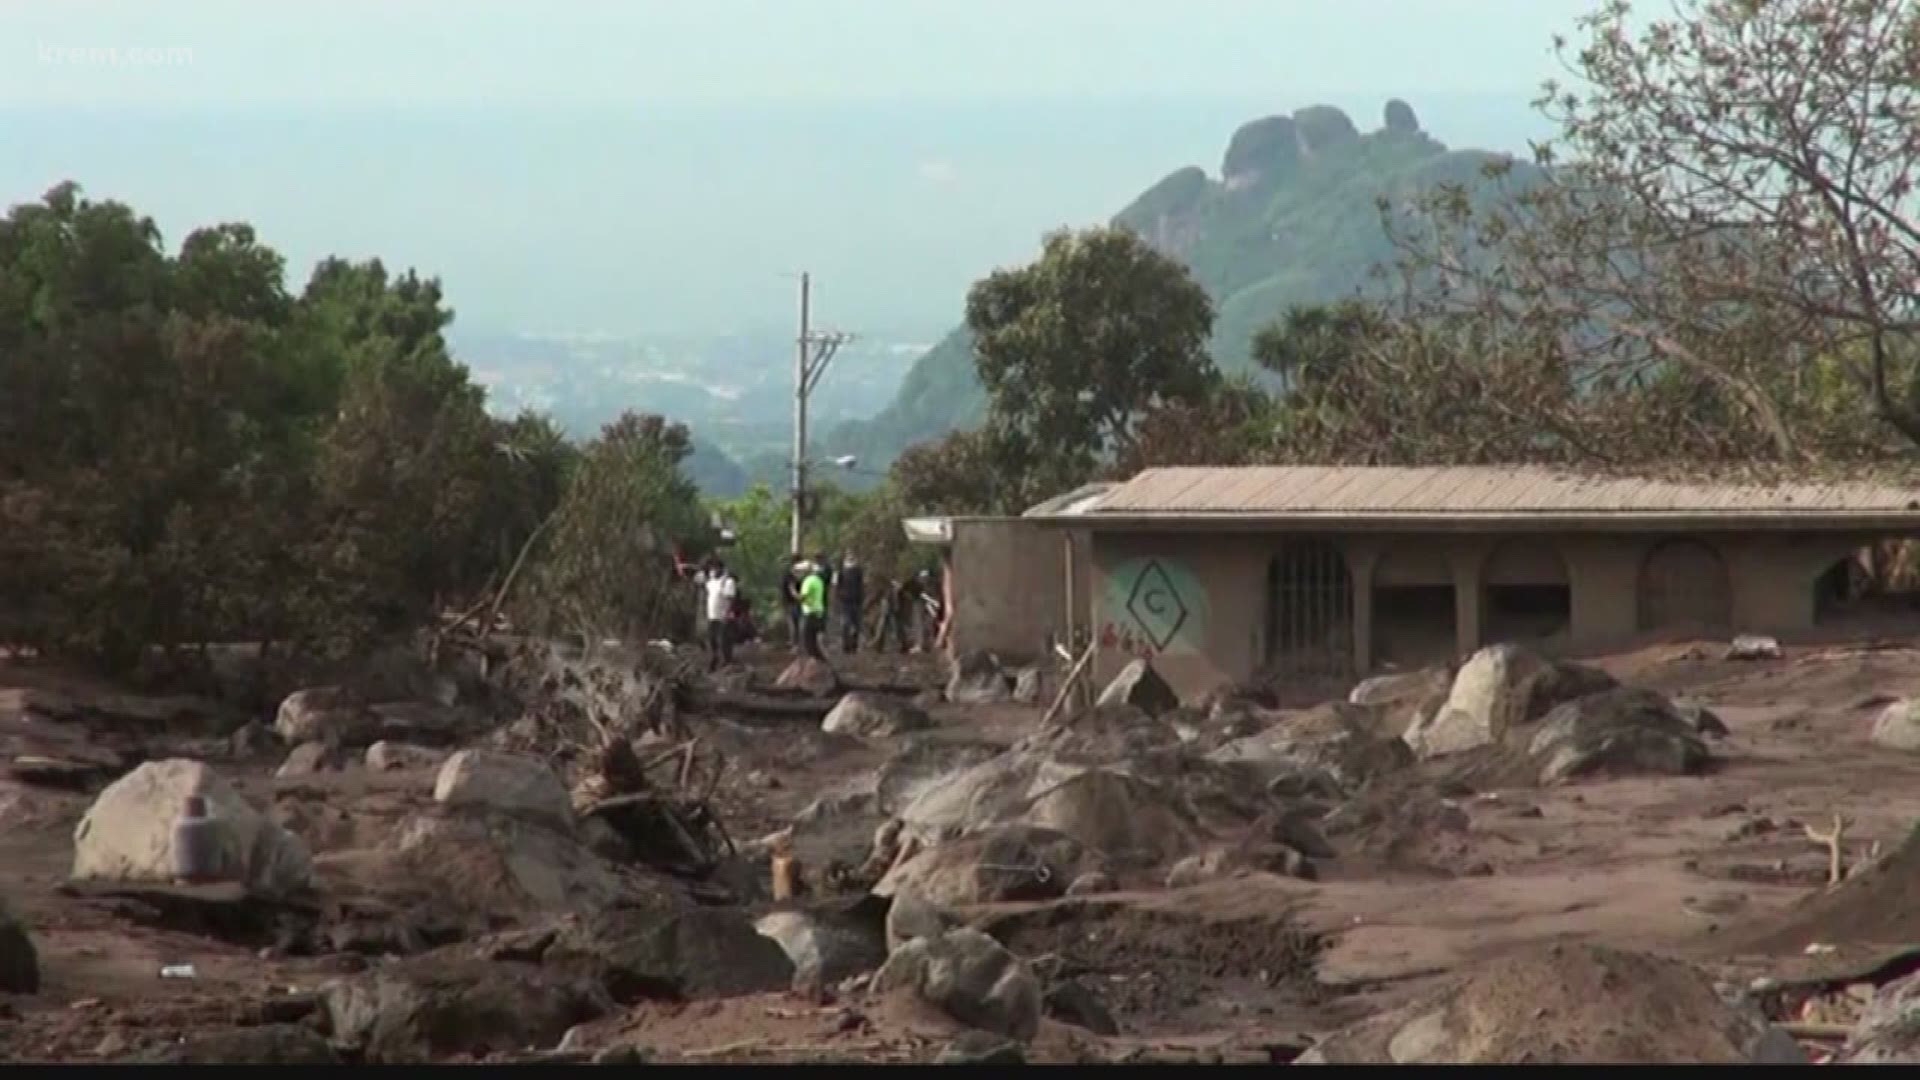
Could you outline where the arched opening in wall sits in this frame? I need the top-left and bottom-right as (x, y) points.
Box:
(1373, 543), (1456, 668)
(1637, 538), (1731, 633)
(1266, 539), (1353, 677)
(1483, 538), (1571, 648)
(1814, 542), (1920, 625)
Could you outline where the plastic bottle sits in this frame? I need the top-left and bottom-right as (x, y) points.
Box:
(171, 794), (222, 884)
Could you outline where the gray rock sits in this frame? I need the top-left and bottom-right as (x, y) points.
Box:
(1871, 699), (1920, 752)
(874, 738), (1004, 817)
(543, 905), (795, 1002)
(1348, 668), (1448, 708)
(322, 956), (605, 1063)
(1064, 871), (1115, 897)
(382, 811), (630, 917)
(1022, 704), (1182, 764)
(1840, 970), (1920, 1062)
(776, 658), (842, 697)
(365, 740), (448, 772)
(873, 928), (1042, 1042)
(275, 740), (344, 778)
(1297, 941), (1804, 1064)
(1673, 702), (1731, 739)
(1208, 702), (1411, 791)
(227, 721), (275, 760)
(1404, 645), (1616, 760)
(754, 906), (887, 987)
(273, 686), (379, 747)
(0, 899), (38, 993)
(877, 824), (1092, 906)
(1166, 843), (1315, 888)
(1045, 978), (1119, 1036)
(369, 701), (473, 746)
(129, 1025), (339, 1064)
(1726, 635), (1782, 661)
(433, 750), (574, 833)
(822, 692), (933, 740)
(885, 891), (960, 952)
(71, 759), (312, 896)
(936, 1030), (1026, 1064)
(1011, 667), (1044, 705)
(947, 650), (1011, 705)
(1527, 688), (1711, 786)
(1094, 659), (1180, 717)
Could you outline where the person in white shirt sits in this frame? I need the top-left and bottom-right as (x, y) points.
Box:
(697, 558), (738, 671)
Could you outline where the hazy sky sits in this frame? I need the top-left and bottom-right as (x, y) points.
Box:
(4, 0), (1609, 336)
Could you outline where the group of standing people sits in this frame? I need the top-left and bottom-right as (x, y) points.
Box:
(678, 548), (946, 670)
(778, 554), (941, 660)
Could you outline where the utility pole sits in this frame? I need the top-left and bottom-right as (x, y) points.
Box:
(790, 272), (851, 554)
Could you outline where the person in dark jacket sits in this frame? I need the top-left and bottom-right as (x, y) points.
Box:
(835, 553), (866, 653)
(779, 555), (805, 650)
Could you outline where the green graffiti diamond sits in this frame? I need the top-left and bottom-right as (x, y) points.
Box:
(1124, 560), (1189, 651)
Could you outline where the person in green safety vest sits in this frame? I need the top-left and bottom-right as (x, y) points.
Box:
(798, 558), (828, 661)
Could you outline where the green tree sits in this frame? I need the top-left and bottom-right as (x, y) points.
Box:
(967, 226), (1218, 476)
(1385, 0), (1920, 460)
(512, 412), (712, 645)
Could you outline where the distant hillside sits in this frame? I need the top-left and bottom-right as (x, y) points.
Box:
(826, 100), (1534, 474)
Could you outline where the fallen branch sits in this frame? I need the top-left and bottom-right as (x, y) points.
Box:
(1804, 814), (1854, 887)
(1039, 638), (1099, 728)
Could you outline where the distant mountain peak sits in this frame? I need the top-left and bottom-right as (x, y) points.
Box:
(827, 100), (1534, 474)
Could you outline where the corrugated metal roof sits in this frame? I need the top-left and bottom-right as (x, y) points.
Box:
(1078, 466), (1920, 517)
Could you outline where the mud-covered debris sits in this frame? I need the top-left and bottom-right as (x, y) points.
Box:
(873, 928), (1041, 1042)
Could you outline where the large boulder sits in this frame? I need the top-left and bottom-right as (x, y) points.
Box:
(876, 824), (1097, 906)
(1404, 645), (1615, 759)
(274, 686), (379, 747)
(885, 891), (961, 952)
(776, 658), (842, 697)
(895, 752), (1090, 844)
(874, 738), (1006, 817)
(822, 692), (933, 740)
(1208, 702), (1412, 792)
(0, 900), (37, 993)
(1021, 704), (1183, 764)
(380, 810), (632, 918)
(1527, 688), (1711, 786)
(754, 901), (888, 987)
(1297, 942), (1802, 1064)
(872, 928), (1042, 1042)
(322, 955), (606, 1064)
(1019, 770), (1206, 867)
(275, 741), (346, 778)
(1045, 978), (1120, 1036)
(540, 905), (795, 1002)
(433, 750), (573, 833)
(71, 759), (311, 896)
(947, 650), (1012, 705)
(1840, 970), (1920, 1062)
(1094, 659), (1179, 717)
(1871, 699), (1920, 752)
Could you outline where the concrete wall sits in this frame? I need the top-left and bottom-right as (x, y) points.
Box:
(1085, 526), (1879, 703)
(948, 519), (1091, 663)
